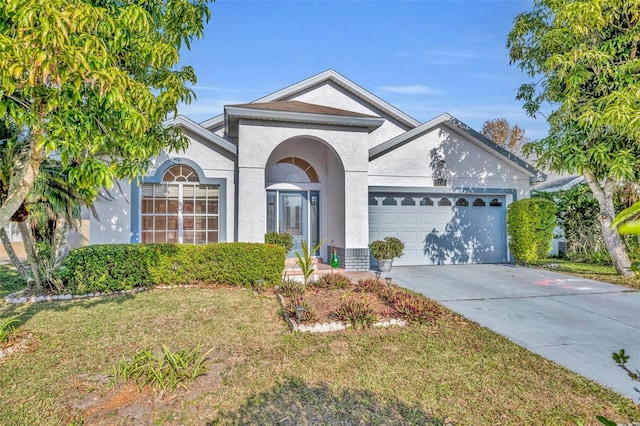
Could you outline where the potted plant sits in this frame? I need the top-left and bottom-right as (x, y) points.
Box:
(368, 237), (405, 272)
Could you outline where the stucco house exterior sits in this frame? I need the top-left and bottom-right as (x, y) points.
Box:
(76, 70), (543, 271)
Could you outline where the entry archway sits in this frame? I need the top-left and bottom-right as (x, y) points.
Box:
(265, 136), (345, 259)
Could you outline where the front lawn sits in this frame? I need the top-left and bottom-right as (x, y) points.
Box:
(1, 283), (638, 424)
(535, 259), (640, 290)
(0, 264), (27, 298)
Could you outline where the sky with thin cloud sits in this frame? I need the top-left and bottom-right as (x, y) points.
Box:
(177, 0), (549, 140)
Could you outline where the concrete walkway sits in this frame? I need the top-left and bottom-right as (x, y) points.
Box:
(390, 264), (640, 401)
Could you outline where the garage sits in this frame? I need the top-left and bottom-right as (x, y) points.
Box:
(368, 193), (507, 266)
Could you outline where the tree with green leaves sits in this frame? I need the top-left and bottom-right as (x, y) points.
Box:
(508, 0), (640, 276)
(480, 118), (527, 154)
(0, 0), (211, 232)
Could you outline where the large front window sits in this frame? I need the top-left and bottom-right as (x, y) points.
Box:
(140, 165), (219, 244)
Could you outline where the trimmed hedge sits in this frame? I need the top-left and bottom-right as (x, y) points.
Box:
(264, 232), (294, 252)
(507, 198), (557, 264)
(62, 243), (286, 294)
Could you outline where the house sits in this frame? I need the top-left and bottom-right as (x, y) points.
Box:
(2, 70), (544, 269)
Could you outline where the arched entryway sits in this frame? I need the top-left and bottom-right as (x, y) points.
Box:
(265, 137), (345, 259)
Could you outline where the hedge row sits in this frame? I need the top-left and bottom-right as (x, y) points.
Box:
(62, 243), (286, 294)
(506, 198), (557, 264)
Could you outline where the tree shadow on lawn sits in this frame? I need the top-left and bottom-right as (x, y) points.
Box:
(208, 377), (445, 425)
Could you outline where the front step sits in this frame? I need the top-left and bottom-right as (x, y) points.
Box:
(283, 258), (346, 280)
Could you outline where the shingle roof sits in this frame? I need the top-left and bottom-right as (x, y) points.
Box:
(228, 100), (378, 119)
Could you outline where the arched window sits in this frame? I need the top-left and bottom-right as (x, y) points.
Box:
(401, 197), (416, 206)
(420, 197), (434, 206)
(162, 164), (199, 182)
(490, 198), (503, 207)
(141, 162), (219, 244)
(455, 198), (469, 207)
(473, 198), (486, 207)
(438, 197), (452, 206)
(267, 157), (319, 183)
(382, 197), (397, 206)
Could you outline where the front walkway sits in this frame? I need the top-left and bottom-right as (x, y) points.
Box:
(390, 264), (640, 401)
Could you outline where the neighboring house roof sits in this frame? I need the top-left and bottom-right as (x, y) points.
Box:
(533, 175), (584, 192)
(224, 100), (385, 137)
(369, 113), (545, 181)
(163, 115), (238, 155)
(200, 69), (421, 130)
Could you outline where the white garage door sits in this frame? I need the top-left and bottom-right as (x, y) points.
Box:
(368, 193), (507, 265)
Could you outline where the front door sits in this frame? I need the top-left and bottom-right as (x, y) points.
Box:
(280, 192), (307, 257)
(267, 190), (320, 258)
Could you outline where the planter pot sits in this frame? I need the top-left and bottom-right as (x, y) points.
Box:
(377, 259), (393, 272)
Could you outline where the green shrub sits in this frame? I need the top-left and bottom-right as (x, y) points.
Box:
(368, 237), (405, 260)
(507, 198), (557, 264)
(312, 273), (351, 290)
(112, 344), (212, 394)
(149, 243), (285, 288)
(264, 232), (294, 252)
(565, 249), (612, 265)
(63, 243), (285, 294)
(62, 244), (160, 293)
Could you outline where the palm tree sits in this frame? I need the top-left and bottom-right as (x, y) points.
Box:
(24, 158), (97, 291)
(1, 123), (96, 292)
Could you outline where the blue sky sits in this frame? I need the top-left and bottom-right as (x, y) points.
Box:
(177, 0), (548, 140)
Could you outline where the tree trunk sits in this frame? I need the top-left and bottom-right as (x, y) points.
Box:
(0, 226), (31, 282)
(53, 220), (70, 269)
(0, 137), (42, 230)
(17, 220), (44, 291)
(583, 170), (633, 276)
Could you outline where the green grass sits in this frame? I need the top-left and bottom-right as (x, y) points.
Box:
(0, 264), (27, 298)
(1, 287), (639, 425)
(535, 258), (640, 290)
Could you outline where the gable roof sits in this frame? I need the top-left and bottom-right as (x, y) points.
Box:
(369, 113), (545, 182)
(200, 69), (421, 130)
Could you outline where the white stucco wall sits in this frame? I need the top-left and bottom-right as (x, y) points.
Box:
(91, 180), (133, 244)
(285, 81), (411, 149)
(369, 125), (532, 198)
(325, 152), (345, 248)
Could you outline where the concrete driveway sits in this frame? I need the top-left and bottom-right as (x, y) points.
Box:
(390, 264), (640, 401)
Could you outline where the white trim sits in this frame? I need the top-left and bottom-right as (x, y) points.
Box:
(224, 105), (384, 135)
(164, 115), (237, 155)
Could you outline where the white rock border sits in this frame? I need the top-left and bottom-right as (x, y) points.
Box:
(3, 284), (223, 305)
(275, 293), (406, 333)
